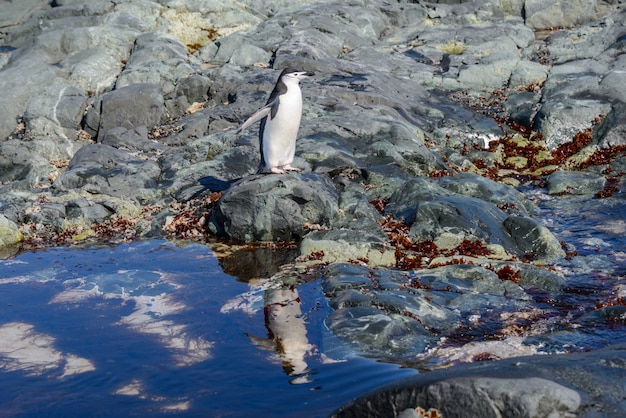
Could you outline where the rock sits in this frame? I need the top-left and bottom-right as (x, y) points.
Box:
(524, 0), (598, 30)
(320, 262), (537, 359)
(209, 173), (339, 242)
(101, 126), (167, 154)
(503, 91), (541, 129)
(546, 170), (608, 195)
(509, 60), (549, 88)
(65, 198), (114, 223)
(594, 102), (626, 148)
(0, 0), (47, 31)
(503, 216), (566, 263)
(435, 172), (536, 216)
(334, 183), (387, 235)
(385, 178), (453, 224)
(0, 214), (23, 248)
(22, 81), (88, 143)
(53, 144), (161, 203)
(0, 139), (64, 191)
(87, 83), (165, 141)
(535, 98), (612, 151)
(334, 343), (626, 418)
(0, 51), (57, 141)
(115, 32), (197, 96)
(300, 229), (395, 267)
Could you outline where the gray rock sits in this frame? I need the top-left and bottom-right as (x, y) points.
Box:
(334, 183), (387, 236)
(198, 33), (272, 67)
(408, 195), (511, 244)
(23, 81), (88, 142)
(334, 343), (626, 418)
(385, 178), (453, 224)
(320, 262), (536, 359)
(435, 172), (536, 216)
(0, 50), (57, 141)
(165, 74), (212, 118)
(0, 0), (47, 31)
(88, 83), (165, 140)
(101, 126), (167, 154)
(0, 139), (64, 191)
(535, 97), (612, 151)
(503, 216), (566, 262)
(53, 144), (161, 203)
(23, 201), (67, 229)
(0, 214), (23, 248)
(300, 229), (395, 266)
(209, 173), (339, 242)
(546, 170), (607, 195)
(509, 60), (549, 88)
(594, 102), (626, 148)
(503, 91), (541, 129)
(524, 0), (598, 30)
(65, 198), (114, 223)
(115, 32), (197, 96)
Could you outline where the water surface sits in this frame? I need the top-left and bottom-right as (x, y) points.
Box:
(0, 241), (416, 417)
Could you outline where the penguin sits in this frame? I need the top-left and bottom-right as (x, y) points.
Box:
(238, 68), (314, 174)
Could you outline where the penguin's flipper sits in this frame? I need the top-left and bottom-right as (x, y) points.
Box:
(237, 104), (272, 132)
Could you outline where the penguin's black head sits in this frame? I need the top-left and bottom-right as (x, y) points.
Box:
(280, 68), (315, 81)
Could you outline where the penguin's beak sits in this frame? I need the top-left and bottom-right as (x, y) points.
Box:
(297, 71), (315, 78)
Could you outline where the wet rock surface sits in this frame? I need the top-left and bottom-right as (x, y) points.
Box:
(1, 0), (625, 415)
(334, 343), (626, 418)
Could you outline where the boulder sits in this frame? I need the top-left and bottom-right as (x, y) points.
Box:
(546, 170), (608, 195)
(0, 214), (23, 248)
(53, 144), (161, 203)
(86, 83), (165, 140)
(524, 0), (598, 30)
(334, 344), (626, 418)
(209, 173), (339, 242)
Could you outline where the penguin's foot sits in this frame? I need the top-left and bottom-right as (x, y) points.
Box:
(270, 167), (286, 174)
(282, 164), (302, 172)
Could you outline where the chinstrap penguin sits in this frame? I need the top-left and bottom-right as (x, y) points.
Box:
(238, 68), (314, 174)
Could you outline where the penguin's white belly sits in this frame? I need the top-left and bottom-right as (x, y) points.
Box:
(263, 91), (302, 168)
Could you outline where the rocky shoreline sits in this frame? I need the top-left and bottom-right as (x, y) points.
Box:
(1, 0), (625, 416)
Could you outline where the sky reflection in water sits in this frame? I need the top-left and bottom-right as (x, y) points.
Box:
(0, 240), (415, 417)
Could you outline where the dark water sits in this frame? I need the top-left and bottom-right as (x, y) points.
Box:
(0, 241), (415, 417)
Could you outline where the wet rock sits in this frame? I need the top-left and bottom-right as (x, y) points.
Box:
(535, 98), (612, 150)
(334, 343), (626, 418)
(503, 216), (566, 263)
(546, 170), (607, 195)
(209, 173), (339, 242)
(386, 178), (562, 262)
(435, 173), (536, 216)
(321, 262), (537, 359)
(300, 229), (395, 267)
(385, 178), (453, 224)
(594, 102), (626, 148)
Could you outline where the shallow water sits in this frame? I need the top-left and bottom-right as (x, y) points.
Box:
(0, 241), (416, 417)
(0, 192), (624, 416)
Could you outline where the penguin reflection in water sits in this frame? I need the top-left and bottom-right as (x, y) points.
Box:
(238, 68), (314, 174)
